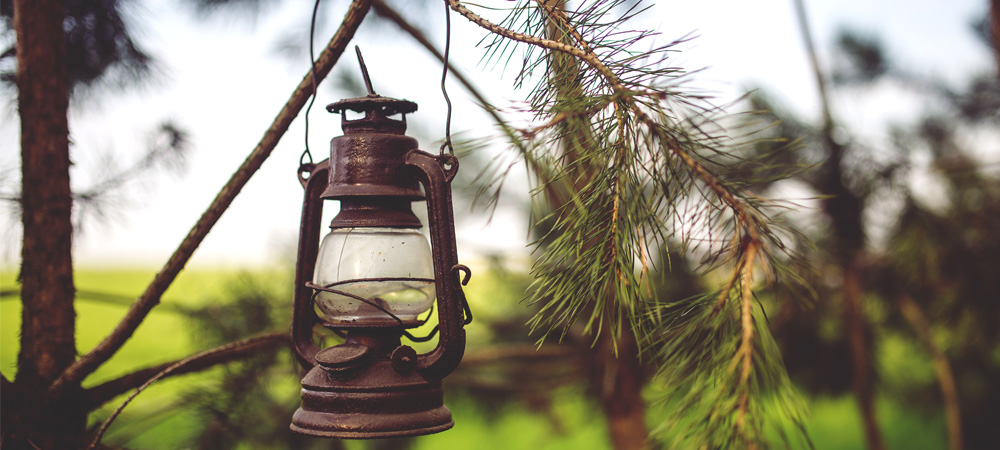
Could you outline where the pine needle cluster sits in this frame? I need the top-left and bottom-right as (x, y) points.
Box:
(451, 0), (812, 446)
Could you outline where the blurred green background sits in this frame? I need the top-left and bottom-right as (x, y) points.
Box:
(0, 268), (952, 449)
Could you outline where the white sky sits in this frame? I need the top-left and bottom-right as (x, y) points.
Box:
(0, 0), (991, 269)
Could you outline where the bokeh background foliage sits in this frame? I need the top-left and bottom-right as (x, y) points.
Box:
(2, 0), (998, 449)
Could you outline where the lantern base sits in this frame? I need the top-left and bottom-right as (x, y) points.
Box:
(291, 358), (453, 439)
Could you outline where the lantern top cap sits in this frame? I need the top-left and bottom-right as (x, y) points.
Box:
(324, 46), (418, 134)
(326, 95), (418, 116)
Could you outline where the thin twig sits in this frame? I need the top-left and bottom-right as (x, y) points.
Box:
(81, 332), (288, 410)
(48, 0), (375, 399)
(85, 332), (289, 450)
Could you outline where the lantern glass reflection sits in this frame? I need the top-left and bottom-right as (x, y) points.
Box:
(313, 227), (435, 325)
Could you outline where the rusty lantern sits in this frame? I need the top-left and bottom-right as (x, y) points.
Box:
(290, 75), (471, 438)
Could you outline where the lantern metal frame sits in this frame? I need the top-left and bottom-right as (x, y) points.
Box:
(289, 88), (471, 439)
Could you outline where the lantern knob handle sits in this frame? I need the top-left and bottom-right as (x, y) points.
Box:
(355, 45), (376, 96)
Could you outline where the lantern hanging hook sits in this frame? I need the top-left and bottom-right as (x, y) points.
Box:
(355, 46), (377, 96)
(438, 0), (455, 158)
(299, 0), (324, 169)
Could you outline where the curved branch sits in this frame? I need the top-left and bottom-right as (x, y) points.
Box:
(48, 0), (375, 399)
(81, 332), (288, 411)
(85, 332), (289, 450)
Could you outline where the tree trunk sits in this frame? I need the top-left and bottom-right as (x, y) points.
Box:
(9, 0), (84, 447)
(842, 256), (884, 450)
(594, 328), (649, 450)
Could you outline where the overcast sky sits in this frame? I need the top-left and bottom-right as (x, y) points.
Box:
(0, 0), (991, 269)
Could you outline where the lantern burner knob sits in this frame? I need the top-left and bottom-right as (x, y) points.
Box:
(315, 343), (369, 373)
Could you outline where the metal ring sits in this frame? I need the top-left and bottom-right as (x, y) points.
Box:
(439, 153), (459, 183)
(297, 163), (316, 187)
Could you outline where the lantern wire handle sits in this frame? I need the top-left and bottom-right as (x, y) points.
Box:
(300, 0), (324, 168)
(306, 271), (471, 343)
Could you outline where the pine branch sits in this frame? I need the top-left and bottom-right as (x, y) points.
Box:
(735, 241), (759, 442)
(47, 0), (375, 400)
(452, 0), (771, 245)
(85, 332), (289, 450)
(80, 331), (288, 411)
(450, 1), (810, 447)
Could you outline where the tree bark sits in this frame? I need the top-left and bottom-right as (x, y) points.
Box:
(11, 0), (83, 447)
(843, 256), (884, 450)
(594, 328), (649, 450)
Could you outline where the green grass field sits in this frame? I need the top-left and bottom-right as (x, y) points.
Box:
(1, 268), (948, 449)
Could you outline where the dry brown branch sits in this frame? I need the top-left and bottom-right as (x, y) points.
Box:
(48, 0), (375, 399)
(81, 332), (288, 410)
(85, 332), (290, 450)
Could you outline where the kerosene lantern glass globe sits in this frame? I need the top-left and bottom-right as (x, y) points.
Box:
(313, 226), (435, 325)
